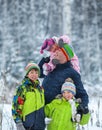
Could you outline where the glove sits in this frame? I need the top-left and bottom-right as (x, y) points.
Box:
(75, 114), (81, 123)
(44, 57), (50, 63)
(38, 57), (50, 67)
(16, 122), (25, 130)
(83, 106), (89, 114)
(38, 57), (50, 77)
(77, 105), (89, 115)
(45, 117), (52, 125)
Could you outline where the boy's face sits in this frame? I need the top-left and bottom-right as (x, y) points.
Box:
(62, 91), (74, 100)
(27, 69), (39, 81)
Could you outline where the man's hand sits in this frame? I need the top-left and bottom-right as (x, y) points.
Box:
(75, 114), (81, 123)
(77, 105), (89, 115)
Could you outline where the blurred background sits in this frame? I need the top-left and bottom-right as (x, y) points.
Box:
(0, 0), (102, 102)
(0, 0), (102, 130)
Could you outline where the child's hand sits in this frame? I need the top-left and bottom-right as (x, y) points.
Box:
(44, 57), (50, 63)
(75, 114), (81, 123)
(45, 117), (52, 125)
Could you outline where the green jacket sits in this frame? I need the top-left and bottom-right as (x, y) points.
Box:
(45, 97), (76, 130)
(12, 77), (45, 125)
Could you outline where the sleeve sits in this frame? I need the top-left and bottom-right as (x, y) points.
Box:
(12, 85), (26, 123)
(38, 57), (46, 78)
(73, 73), (89, 107)
(38, 57), (51, 78)
(44, 101), (55, 118)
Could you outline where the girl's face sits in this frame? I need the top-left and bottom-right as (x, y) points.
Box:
(62, 91), (74, 100)
(49, 44), (59, 52)
(27, 69), (39, 81)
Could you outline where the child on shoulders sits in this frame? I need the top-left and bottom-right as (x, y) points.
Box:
(40, 35), (80, 75)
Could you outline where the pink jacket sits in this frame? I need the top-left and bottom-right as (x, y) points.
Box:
(71, 54), (80, 74)
(43, 52), (56, 75)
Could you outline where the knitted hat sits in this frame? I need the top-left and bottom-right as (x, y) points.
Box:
(52, 36), (59, 43)
(40, 38), (55, 53)
(61, 81), (76, 95)
(59, 35), (71, 44)
(25, 62), (40, 76)
(58, 39), (74, 61)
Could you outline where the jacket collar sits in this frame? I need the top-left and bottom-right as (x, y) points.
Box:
(56, 61), (72, 70)
(22, 77), (39, 86)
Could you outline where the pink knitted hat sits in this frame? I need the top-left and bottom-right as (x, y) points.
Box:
(40, 38), (55, 54)
(59, 35), (71, 44)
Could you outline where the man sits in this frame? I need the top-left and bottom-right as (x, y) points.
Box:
(39, 39), (89, 114)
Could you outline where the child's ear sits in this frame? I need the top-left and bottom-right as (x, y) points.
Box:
(58, 38), (64, 47)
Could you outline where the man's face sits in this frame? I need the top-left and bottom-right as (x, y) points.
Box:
(53, 49), (67, 64)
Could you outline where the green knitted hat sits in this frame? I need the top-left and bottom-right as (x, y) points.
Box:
(25, 62), (40, 76)
(58, 39), (74, 60)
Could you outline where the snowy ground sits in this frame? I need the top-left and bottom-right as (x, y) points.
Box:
(0, 96), (102, 130)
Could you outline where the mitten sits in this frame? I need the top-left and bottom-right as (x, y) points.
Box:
(44, 57), (50, 63)
(43, 63), (52, 75)
(77, 105), (90, 125)
(45, 117), (52, 125)
(77, 105), (89, 115)
(83, 106), (89, 114)
(75, 113), (81, 123)
(16, 122), (25, 130)
(38, 57), (50, 67)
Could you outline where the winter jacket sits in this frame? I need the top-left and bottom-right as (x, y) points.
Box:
(39, 59), (89, 107)
(71, 54), (80, 74)
(45, 97), (77, 130)
(12, 77), (45, 130)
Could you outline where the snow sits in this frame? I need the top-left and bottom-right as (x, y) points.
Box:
(1, 96), (102, 130)
(0, 80), (102, 130)
(1, 104), (16, 130)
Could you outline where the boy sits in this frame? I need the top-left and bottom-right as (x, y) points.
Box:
(12, 62), (45, 130)
(44, 78), (90, 130)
